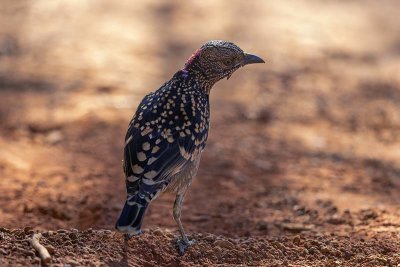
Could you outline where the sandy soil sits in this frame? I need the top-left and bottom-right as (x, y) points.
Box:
(1, 0), (400, 266)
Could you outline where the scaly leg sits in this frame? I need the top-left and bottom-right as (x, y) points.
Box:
(173, 190), (194, 255)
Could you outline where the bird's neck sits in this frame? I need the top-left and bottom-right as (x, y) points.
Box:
(172, 69), (211, 95)
(181, 66), (218, 95)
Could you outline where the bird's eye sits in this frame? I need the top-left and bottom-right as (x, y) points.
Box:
(224, 59), (232, 66)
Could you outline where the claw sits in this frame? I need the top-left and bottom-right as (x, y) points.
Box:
(177, 238), (195, 256)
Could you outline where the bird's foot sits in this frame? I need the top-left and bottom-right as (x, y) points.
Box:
(176, 238), (195, 256)
(124, 230), (143, 241)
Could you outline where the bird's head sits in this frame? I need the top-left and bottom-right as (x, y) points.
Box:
(182, 40), (264, 90)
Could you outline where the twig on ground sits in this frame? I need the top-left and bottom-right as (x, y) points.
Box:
(30, 233), (51, 264)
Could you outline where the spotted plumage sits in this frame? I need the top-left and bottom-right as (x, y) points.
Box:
(124, 72), (209, 198)
(115, 40), (264, 255)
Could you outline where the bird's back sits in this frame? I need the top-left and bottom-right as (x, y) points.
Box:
(123, 70), (210, 200)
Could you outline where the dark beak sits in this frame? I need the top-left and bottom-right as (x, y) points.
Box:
(242, 52), (265, 65)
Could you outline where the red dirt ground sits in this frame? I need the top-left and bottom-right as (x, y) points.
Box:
(1, 1), (400, 266)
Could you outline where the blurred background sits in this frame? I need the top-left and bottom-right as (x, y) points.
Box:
(0, 0), (399, 238)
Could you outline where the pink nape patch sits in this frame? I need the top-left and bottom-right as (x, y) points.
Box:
(184, 48), (201, 68)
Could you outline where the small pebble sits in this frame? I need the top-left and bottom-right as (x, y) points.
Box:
(46, 245), (56, 254)
(153, 228), (164, 237)
(23, 226), (33, 234)
(31, 257), (41, 264)
(25, 250), (35, 257)
(214, 239), (234, 249)
(69, 232), (78, 241)
(204, 235), (216, 242)
(292, 235), (301, 245)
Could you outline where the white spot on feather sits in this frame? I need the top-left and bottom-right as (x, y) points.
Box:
(137, 152), (147, 161)
(127, 175), (140, 182)
(142, 142), (150, 151)
(144, 171), (158, 179)
(132, 164), (144, 174)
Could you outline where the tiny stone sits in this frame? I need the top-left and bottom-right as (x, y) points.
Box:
(308, 246), (318, 255)
(204, 235), (216, 242)
(43, 231), (54, 237)
(256, 220), (268, 231)
(46, 130), (63, 145)
(32, 257), (41, 264)
(67, 259), (80, 266)
(69, 232), (78, 240)
(327, 215), (345, 225)
(153, 228), (164, 237)
(25, 250), (35, 257)
(214, 239), (234, 249)
(292, 235), (301, 245)
(46, 245), (55, 254)
(23, 226), (33, 234)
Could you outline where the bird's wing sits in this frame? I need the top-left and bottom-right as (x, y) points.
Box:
(123, 91), (207, 201)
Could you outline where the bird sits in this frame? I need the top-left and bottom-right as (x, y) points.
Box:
(115, 40), (264, 255)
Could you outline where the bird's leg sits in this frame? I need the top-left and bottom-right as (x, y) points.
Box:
(173, 191), (194, 255)
(174, 194), (188, 243)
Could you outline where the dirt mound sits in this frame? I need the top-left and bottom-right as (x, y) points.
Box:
(1, 227), (399, 266)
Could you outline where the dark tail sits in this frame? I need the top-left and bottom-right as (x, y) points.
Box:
(115, 195), (148, 235)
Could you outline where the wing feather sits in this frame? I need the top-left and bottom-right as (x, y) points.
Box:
(123, 81), (209, 200)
